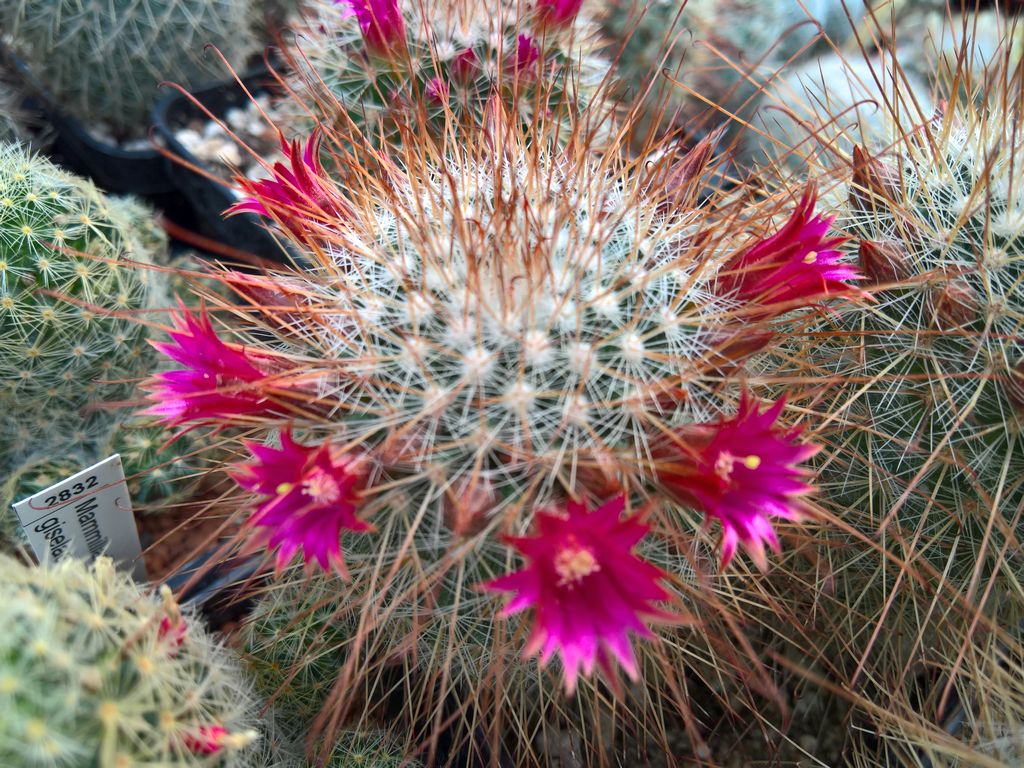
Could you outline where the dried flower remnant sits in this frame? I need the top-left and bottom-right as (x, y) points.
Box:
(654, 397), (820, 570)
(484, 496), (674, 693)
(232, 432), (372, 574)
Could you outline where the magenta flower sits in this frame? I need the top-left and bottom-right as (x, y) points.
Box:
(338, 0), (405, 55)
(654, 397), (819, 570)
(232, 432), (372, 575)
(716, 188), (862, 314)
(484, 496), (674, 694)
(143, 303), (281, 427)
(537, 0), (584, 26)
(507, 35), (540, 82)
(229, 131), (345, 239)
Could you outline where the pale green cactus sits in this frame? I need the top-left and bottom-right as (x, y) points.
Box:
(0, 553), (262, 766)
(0, 0), (259, 135)
(0, 144), (169, 472)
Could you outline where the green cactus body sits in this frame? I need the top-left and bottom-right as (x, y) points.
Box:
(291, 0), (609, 143)
(602, 0), (853, 142)
(0, 0), (258, 135)
(0, 554), (261, 766)
(0, 145), (168, 471)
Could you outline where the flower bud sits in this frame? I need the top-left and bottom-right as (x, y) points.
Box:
(850, 145), (901, 210)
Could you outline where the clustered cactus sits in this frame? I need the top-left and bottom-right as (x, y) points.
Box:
(285, 0), (609, 145)
(0, 0), (259, 135)
(0, 553), (261, 766)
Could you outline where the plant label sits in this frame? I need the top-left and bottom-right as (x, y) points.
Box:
(12, 454), (147, 581)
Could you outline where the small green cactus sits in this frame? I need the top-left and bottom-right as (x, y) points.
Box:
(325, 730), (419, 767)
(0, 144), (169, 471)
(0, 553), (261, 766)
(0, 0), (259, 135)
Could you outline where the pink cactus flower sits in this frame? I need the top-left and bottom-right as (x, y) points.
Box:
(654, 397), (820, 571)
(537, 0), (584, 26)
(182, 725), (228, 755)
(230, 131), (345, 239)
(338, 0), (406, 55)
(142, 303), (281, 427)
(716, 188), (862, 314)
(507, 34), (540, 82)
(232, 432), (372, 575)
(452, 48), (478, 81)
(484, 496), (674, 694)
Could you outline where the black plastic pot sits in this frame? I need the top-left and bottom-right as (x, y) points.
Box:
(153, 66), (288, 264)
(0, 43), (176, 197)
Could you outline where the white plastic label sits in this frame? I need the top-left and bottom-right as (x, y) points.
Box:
(12, 454), (147, 581)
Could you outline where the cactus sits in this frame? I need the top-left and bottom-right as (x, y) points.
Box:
(0, 144), (169, 472)
(286, 0), (609, 145)
(0, 0), (259, 136)
(0, 553), (261, 766)
(601, 0), (853, 143)
(742, 41), (1024, 765)
(812, 85), (1024, 589)
(144, 99), (863, 762)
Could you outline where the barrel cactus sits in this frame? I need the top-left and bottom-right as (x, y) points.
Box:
(286, 0), (609, 145)
(0, 0), (259, 135)
(142, 102), (864, 762)
(0, 553), (261, 766)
